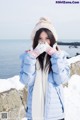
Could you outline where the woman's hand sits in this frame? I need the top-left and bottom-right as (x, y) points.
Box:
(45, 42), (61, 55)
(27, 41), (61, 57)
(28, 42), (46, 58)
(34, 42), (46, 55)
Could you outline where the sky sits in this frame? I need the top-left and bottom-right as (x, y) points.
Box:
(0, 0), (80, 40)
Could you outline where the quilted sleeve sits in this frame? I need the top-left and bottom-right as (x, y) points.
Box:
(50, 50), (70, 86)
(19, 51), (36, 87)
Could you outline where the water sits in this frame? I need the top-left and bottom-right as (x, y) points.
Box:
(0, 39), (80, 79)
(0, 39), (32, 79)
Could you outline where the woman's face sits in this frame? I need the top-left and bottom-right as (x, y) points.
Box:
(39, 31), (50, 45)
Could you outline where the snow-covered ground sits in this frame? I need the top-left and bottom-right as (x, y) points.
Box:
(0, 55), (80, 120)
(0, 76), (24, 92)
(67, 55), (80, 65)
(64, 74), (80, 120)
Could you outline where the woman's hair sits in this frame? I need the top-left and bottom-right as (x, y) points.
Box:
(32, 28), (56, 73)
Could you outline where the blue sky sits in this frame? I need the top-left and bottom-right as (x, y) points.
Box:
(0, 0), (80, 40)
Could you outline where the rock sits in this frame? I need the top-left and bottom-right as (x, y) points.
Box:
(62, 61), (80, 88)
(70, 61), (80, 76)
(0, 87), (28, 120)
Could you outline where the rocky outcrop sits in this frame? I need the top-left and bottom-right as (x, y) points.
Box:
(70, 61), (80, 76)
(62, 61), (80, 88)
(0, 87), (28, 120)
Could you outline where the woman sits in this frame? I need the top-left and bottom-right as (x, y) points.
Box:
(19, 17), (70, 120)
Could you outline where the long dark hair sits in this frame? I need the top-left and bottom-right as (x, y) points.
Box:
(32, 28), (56, 73)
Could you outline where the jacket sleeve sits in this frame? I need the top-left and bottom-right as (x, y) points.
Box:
(19, 51), (36, 87)
(50, 50), (70, 86)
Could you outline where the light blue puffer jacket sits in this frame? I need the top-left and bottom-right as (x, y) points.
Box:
(19, 50), (70, 120)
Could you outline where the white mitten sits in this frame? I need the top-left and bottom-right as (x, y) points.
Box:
(27, 42), (46, 58)
(34, 42), (46, 54)
(45, 42), (57, 55)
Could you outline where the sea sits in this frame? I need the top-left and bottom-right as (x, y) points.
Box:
(0, 39), (80, 79)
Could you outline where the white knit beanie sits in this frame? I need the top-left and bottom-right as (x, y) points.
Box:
(31, 17), (58, 41)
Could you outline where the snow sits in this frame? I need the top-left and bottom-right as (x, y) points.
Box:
(0, 55), (80, 120)
(0, 75), (24, 92)
(21, 118), (27, 120)
(67, 55), (80, 66)
(64, 74), (80, 120)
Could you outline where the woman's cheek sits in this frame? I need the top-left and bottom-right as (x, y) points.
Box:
(46, 39), (50, 45)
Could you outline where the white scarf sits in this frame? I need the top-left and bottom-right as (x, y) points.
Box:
(32, 54), (49, 120)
